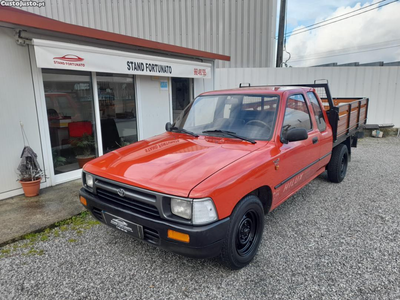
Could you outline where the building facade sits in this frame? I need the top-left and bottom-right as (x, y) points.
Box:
(18, 0), (277, 68)
(0, 6), (234, 199)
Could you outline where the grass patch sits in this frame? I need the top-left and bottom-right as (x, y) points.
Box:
(55, 210), (90, 227)
(1, 249), (11, 255)
(23, 233), (38, 243)
(23, 248), (44, 256)
(0, 210), (100, 259)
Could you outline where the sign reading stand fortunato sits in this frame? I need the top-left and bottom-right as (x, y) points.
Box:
(33, 39), (212, 79)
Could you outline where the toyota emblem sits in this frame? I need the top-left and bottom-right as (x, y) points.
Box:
(117, 188), (126, 197)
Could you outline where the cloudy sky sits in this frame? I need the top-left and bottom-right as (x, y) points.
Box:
(283, 0), (400, 67)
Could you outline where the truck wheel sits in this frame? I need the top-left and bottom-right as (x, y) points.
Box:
(221, 195), (264, 270)
(327, 144), (349, 183)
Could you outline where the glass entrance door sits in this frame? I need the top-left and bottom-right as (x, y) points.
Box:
(96, 73), (138, 153)
(43, 70), (98, 178)
(171, 78), (193, 122)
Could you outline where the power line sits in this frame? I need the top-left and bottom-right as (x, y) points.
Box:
(286, 0), (399, 37)
(285, 0), (389, 36)
(289, 44), (400, 63)
(290, 39), (400, 60)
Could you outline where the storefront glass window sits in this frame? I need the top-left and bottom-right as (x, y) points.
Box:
(43, 70), (98, 175)
(96, 73), (138, 153)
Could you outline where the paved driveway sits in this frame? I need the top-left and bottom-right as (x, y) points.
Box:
(1, 137), (399, 300)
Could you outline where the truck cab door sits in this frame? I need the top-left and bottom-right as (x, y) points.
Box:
(273, 93), (322, 206)
(306, 91), (333, 169)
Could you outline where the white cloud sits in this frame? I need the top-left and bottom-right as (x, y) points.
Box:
(284, 1), (400, 67)
(286, 0), (363, 28)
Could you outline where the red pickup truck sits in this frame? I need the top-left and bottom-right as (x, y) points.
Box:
(79, 83), (368, 269)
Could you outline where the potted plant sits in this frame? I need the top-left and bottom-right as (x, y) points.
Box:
(17, 147), (43, 197)
(52, 149), (66, 168)
(71, 133), (96, 168)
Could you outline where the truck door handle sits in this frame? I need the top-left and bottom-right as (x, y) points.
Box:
(312, 137), (318, 144)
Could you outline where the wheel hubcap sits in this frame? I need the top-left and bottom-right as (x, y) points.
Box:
(341, 154), (348, 177)
(236, 211), (259, 256)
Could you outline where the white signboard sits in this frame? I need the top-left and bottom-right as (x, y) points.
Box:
(33, 39), (212, 79)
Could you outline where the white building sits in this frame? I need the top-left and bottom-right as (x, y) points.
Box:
(0, 8), (218, 199)
(0, 2), (278, 199)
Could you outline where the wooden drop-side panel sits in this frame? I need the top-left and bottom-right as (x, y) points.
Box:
(321, 97), (369, 140)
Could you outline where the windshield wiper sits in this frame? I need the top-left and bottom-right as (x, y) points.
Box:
(202, 130), (256, 144)
(171, 127), (199, 137)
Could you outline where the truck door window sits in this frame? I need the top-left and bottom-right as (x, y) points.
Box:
(307, 92), (327, 132)
(282, 94), (312, 135)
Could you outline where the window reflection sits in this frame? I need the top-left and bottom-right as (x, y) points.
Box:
(43, 70), (97, 174)
(96, 74), (138, 153)
(172, 78), (192, 122)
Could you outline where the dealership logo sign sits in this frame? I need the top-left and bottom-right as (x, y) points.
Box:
(53, 54), (85, 67)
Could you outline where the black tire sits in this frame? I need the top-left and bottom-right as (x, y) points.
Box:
(327, 144), (349, 183)
(221, 195), (264, 270)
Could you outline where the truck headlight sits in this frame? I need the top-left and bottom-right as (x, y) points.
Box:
(85, 173), (94, 188)
(171, 198), (192, 220)
(171, 198), (218, 224)
(192, 198), (218, 225)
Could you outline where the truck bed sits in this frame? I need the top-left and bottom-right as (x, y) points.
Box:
(321, 97), (369, 145)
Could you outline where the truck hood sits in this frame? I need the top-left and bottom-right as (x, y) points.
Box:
(84, 132), (266, 197)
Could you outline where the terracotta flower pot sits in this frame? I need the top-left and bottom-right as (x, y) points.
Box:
(76, 155), (95, 168)
(20, 178), (41, 197)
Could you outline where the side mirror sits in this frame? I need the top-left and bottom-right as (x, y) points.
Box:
(165, 122), (173, 132)
(284, 128), (308, 143)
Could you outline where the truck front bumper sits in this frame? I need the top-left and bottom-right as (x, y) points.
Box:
(79, 188), (230, 259)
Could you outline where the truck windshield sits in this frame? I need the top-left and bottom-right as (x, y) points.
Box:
(175, 94), (279, 141)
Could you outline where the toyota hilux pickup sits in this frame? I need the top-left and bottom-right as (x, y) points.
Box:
(79, 83), (369, 269)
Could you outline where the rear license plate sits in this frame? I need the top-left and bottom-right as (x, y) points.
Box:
(103, 212), (143, 239)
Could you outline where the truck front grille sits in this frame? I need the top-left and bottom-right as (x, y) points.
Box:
(95, 180), (160, 219)
(96, 188), (160, 218)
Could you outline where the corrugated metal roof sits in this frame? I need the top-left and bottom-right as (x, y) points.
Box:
(0, 7), (230, 61)
(15, 0), (277, 68)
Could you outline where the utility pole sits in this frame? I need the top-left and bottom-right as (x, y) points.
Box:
(276, 0), (287, 67)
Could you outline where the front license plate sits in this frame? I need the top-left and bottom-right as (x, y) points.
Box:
(103, 212), (144, 239)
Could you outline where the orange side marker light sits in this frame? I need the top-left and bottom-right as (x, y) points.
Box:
(80, 196), (87, 206)
(168, 229), (190, 243)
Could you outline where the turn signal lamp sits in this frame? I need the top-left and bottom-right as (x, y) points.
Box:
(80, 196), (87, 206)
(168, 229), (190, 243)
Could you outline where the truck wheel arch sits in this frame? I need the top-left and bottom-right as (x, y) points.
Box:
(247, 185), (273, 215)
